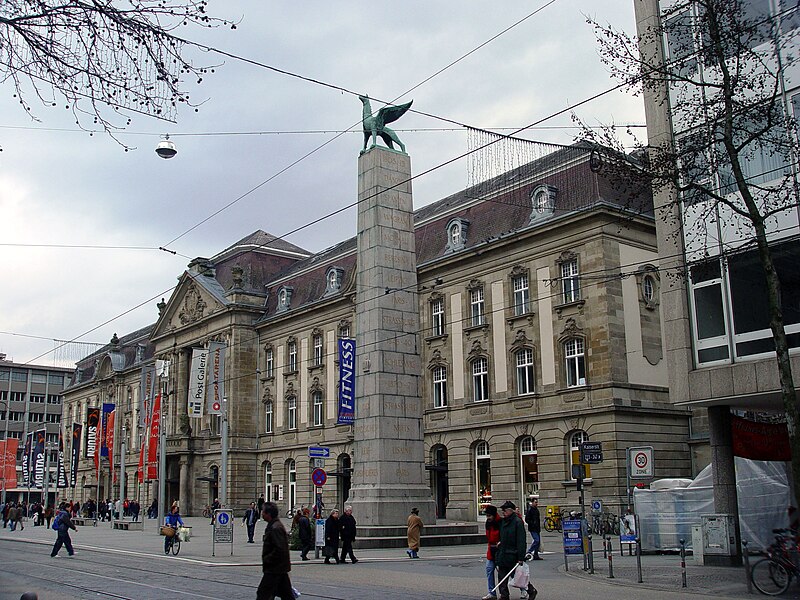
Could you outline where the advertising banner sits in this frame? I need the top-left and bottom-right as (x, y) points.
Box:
(56, 431), (69, 488)
(147, 393), (161, 480)
(100, 403), (114, 457)
(0, 438), (18, 492)
(139, 365), (156, 429)
(33, 428), (46, 489)
(188, 347), (208, 418)
(207, 341), (226, 416)
(86, 407), (100, 459)
(337, 338), (356, 425)
(106, 409), (115, 480)
(70, 423), (82, 488)
(22, 432), (33, 488)
(732, 415), (791, 461)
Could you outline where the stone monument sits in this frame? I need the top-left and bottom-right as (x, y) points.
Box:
(347, 100), (436, 526)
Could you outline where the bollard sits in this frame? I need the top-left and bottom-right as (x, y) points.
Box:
(636, 536), (643, 583)
(743, 541), (752, 594)
(603, 535), (608, 559)
(680, 538), (687, 588)
(564, 546), (569, 573)
(588, 532), (595, 574)
(607, 535), (615, 579)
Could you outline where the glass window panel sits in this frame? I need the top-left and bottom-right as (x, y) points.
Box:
(693, 284), (726, 339)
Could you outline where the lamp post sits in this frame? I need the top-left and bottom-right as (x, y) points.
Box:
(220, 397), (228, 507)
(119, 425), (126, 516)
(42, 441), (56, 508)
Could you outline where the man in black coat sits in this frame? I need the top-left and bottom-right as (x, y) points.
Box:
(297, 510), (313, 561)
(339, 505), (358, 564)
(525, 498), (542, 559)
(243, 502), (259, 543)
(324, 509), (340, 564)
(257, 502), (295, 600)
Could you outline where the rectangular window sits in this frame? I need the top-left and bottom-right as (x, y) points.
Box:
(287, 398), (297, 430)
(313, 335), (323, 367)
(29, 394), (45, 403)
(288, 342), (297, 372)
(47, 394), (62, 405)
(512, 274), (530, 316)
(516, 349), (535, 395)
(664, 8), (698, 79)
(433, 367), (448, 408)
(470, 287), (485, 327)
(473, 358), (489, 402)
(312, 392), (323, 426)
(10, 391), (25, 403)
(31, 373), (48, 384)
(28, 412), (44, 423)
(45, 413), (61, 423)
(339, 324), (351, 339)
(9, 431), (22, 439)
(9, 411), (24, 421)
(561, 260), (580, 304)
(0, 370), (8, 381)
(12, 372), (27, 382)
(265, 402), (273, 434)
(564, 339), (586, 387)
(266, 349), (274, 378)
(431, 298), (445, 336)
(48, 374), (64, 386)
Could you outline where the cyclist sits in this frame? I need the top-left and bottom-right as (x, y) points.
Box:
(164, 505), (184, 554)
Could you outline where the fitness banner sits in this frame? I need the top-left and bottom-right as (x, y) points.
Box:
(207, 341), (226, 416)
(139, 365), (156, 429)
(56, 431), (69, 488)
(731, 415), (791, 461)
(138, 397), (148, 484)
(70, 423), (82, 488)
(147, 393), (161, 480)
(337, 338), (356, 425)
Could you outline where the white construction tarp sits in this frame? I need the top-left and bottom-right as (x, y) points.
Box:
(634, 458), (792, 551)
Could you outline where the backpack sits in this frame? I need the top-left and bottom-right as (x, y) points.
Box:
(52, 513), (61, 531)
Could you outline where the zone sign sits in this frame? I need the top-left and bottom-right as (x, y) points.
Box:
(628, 446), (654, 479)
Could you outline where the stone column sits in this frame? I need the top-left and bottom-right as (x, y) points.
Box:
(179, 460), (190, 513)
(707, 405), (742, 566)
(347, 146), (436, 526)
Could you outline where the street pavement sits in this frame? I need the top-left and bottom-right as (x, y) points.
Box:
(0, 516), (789, 599)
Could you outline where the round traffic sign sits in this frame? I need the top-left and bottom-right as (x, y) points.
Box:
(311, 468), (327, 486)
(216, 511), (230, 525)
(634, 452), (648, 469)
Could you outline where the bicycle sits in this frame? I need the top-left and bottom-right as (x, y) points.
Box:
(544, 510), (566, 532)
(163, 527), (181, 556)
(751, 529), (799, 595)
(202, 506), (212, 519)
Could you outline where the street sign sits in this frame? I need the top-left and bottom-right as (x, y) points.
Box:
(628, 446), (654, 478)
(213, 509), (233, 543)
(581, 442), (603, 464)
(562, 519), (584, 555)
(313, 458), (326, 468)
(308, 446), (331, 458)
(311, 468), (328, 486)
(591, 500), (603, 514)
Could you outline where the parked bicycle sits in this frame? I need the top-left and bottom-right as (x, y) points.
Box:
(591, 511), (621, 536)
(751, 529), (799, 595)
(202, 505), (212, 519)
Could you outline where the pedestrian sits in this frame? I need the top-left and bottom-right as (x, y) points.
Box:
(114, 498), (122, 520)
(297, 509), (313, 561)
(406, 507), (423, 558)
(483, 505), (501, 600)
(163, 505), (184, 554)
(257, 501), (296, 600)
(339, 505), (358, 564)
(131, 500), (140, 522)
(44, 504), (54, 529)
(257, 493), (265, 513)
(14, 503), (24, 530)
(8, 503), (18, 531)
(324, 508), (340, 564)
(496, 501), (536, 600)
(524, 498), (542, 559)
(148, 499), (157, 519)
(50, 503), (76, 557)
(243, 502), (258, 543)
(210, 497), (220, 524)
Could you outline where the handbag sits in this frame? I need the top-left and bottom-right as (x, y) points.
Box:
(511, 562), (530, 589)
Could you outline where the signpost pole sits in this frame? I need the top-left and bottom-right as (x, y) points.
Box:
(220, 397), (228, 507)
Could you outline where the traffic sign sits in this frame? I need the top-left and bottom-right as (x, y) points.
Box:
(308, 446), (331, 458)
(313, 458), (326, 468)
(581, 442), (603, 464)
(311, 468), (328, 486)
(591, 500), (602, 514)
(213, 509), (233, 544)
(628, 446), (654, 478)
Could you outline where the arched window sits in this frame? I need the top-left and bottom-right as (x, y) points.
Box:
(288, 459), (297, 510)
(475, 441), (491, 517)
(265, 462), (273, 502)
(568, 430), (591, 480)
(520, 436), (539, 500)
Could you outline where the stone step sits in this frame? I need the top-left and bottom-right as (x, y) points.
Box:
(350, 522), (484, 549)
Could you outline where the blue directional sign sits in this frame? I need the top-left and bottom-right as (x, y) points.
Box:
(308, 446), (330, 458)
(216, 511), (230, 526)
(562, 519), (584, 555)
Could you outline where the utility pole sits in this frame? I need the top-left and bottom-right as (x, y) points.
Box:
(220, 397), (228, 507)
(157, 388), (166, 527)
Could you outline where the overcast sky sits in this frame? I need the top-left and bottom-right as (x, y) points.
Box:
(0, 1), (644, 366)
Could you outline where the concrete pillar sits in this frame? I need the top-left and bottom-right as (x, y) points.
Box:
(347, 145), (436, 526)
(179, 460), (190, 513)
(707, 405), (742, 566)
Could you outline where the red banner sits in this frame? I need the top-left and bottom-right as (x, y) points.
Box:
(0, 438), (19, 491)
(147, 394), (161, 480)
(138, 398), (149, 484)
(732, 415), (791, 461)
(106, 410), (116, 482)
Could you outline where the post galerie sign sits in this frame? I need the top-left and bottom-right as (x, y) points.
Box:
(188, 347), (208, 418)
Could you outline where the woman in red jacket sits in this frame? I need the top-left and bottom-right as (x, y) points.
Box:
(483, 505), (502, 600)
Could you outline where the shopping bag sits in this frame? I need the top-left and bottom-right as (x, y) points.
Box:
(511, 562), (530, 589)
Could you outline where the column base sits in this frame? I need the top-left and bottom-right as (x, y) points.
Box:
(346, 484), (436, 527)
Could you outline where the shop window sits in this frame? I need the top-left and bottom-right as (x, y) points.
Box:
(476, 441), (492, 517)
(520, 436), (539, 498)
(265, 462), (273, 502)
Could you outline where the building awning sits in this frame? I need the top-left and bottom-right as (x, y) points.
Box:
(675, 389), (788, 412)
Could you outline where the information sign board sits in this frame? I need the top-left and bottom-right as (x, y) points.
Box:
(581, 442), (603, 464)
(213, 509), (233, 543)
(562, 518), (584, 555)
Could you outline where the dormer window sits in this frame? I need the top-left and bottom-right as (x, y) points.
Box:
(324, 267), (344, 297)
(276, 286), (293, 313)
(529, 185), (557, 223)
(445, 217), (470, 254)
